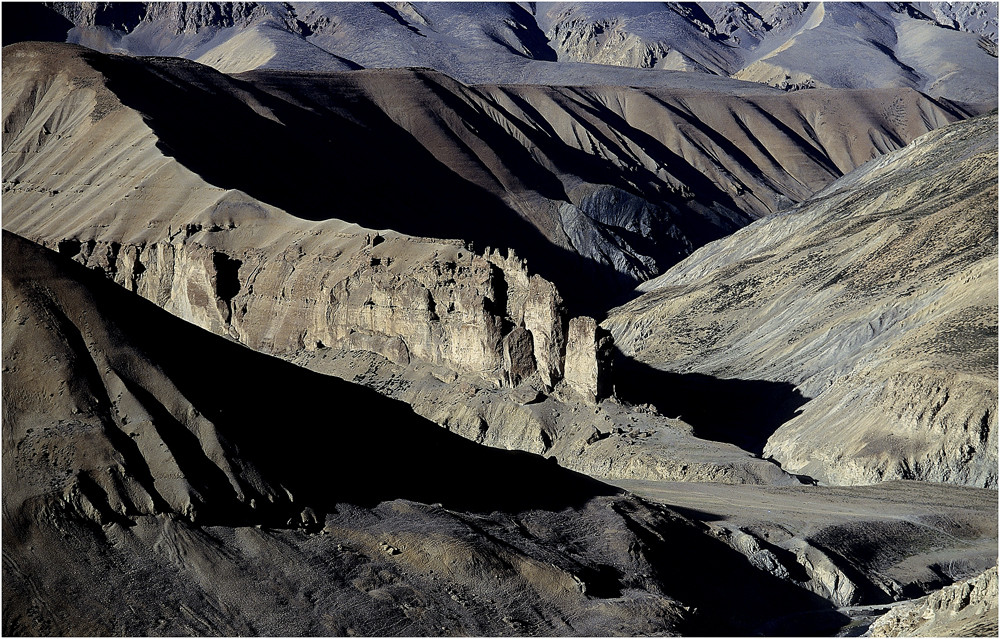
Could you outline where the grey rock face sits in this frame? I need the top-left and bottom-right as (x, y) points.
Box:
(502, 326), (535, 387)
(523, 275), (567, 390)
(564, 316), (614, 404)
(30, 231), (591, 395)
(559, 186), (705, 285)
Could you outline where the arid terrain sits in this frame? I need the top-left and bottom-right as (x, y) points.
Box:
(2, 2), (998, 637)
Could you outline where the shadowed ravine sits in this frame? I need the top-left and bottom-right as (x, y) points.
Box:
(612, 351), (811, 459)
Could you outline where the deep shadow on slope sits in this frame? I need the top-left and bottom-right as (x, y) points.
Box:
(3, 231), (849, 636)
(610, 498), (849, 637)
(613, 350), (810, 458)
(1, 4), (74, 46)
(80, 49), (632, 317)
(3, 230), (617, 523)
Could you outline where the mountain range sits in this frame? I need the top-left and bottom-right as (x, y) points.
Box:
(2, 2), (998, 637)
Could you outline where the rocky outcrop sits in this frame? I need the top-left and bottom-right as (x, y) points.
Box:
(502, 326), (535, 387)
(714, 526), (862, 607)
(866, 567), (998, 637)
(35, 230), (603, 393)
(521, 275), (566, 389)
(564, 317), (614, 404)
(546, 16), (679, 70)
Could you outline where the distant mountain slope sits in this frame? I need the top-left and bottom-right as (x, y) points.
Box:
(605, 113), (998, 488)
(1, 42), (965, 314)
(729, 2), (998, 106)
(2, 230), (845, 636)
(18, 2), (997, 105)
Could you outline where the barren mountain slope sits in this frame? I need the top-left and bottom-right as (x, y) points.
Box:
(2, 230), (848, 636)
(728, 2), (998, 106)
(30, 2), (1000, 106)
(2, 42), (965, 315)
(606, 112), (998, 489)
(3, 41), (816, 488)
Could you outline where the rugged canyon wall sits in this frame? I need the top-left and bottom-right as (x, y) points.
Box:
(2, 42), (993, 488)
(35, 229), (613, 399)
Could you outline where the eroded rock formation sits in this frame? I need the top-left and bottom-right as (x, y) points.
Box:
(37, 230), (608, 394)
(866, 567), (998, 637)
(1, 230), (850, 637)
(565, 316), (614, 404)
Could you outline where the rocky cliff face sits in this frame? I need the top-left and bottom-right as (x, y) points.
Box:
(37, 230), (601, 394)
(2, 42), (615, 394)
(606, 113), (999, 489)
(866, 567), (998, 637)
(564, 317), (614, 403)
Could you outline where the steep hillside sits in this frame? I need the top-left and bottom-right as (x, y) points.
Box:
(2, 42), (964, 315)
(2, 230), (846, 636)
(606, 113), (998, 488)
